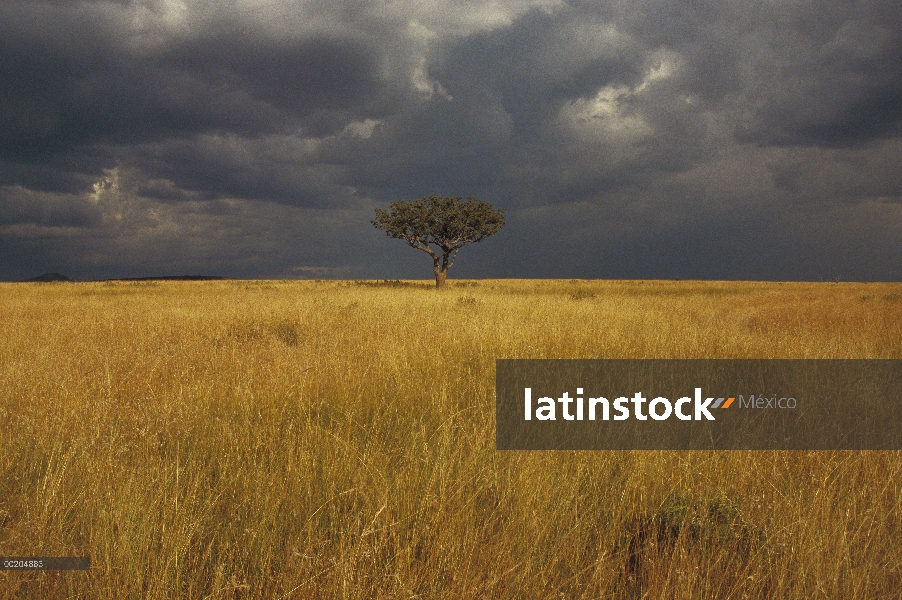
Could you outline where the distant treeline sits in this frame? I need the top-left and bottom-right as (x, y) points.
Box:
(19, 273), (229, 283)
(102, 275), (229, 282)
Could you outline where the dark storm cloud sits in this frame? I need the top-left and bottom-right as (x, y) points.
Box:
(709, 1), (901, 148)
(433, 8), (645, 130)
(320, 6), (681, 206)
(1, 0), (901, 281)
(0, 185), (99, 228)
(158, 34), (385, 135)
(0, 5), (385, 160)
(584, 0), (902, 148)
(0, 0), (398, 211)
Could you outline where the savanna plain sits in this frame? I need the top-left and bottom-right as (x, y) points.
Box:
(1, 278), (901, 599)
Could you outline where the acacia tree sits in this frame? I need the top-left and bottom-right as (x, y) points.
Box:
(372, 195), (505, 289)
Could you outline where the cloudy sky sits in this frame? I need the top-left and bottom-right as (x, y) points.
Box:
(2, 0), (901, 281)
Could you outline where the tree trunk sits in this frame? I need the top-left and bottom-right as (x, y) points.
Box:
(434, 253), (452, 289)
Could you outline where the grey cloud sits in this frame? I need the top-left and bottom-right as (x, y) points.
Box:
(727, 3), (902, 147)
(125, 134), (364, 208)
(0, 1), (391, 162)
(432, 7), (646, 128)
(598, 0), (902, 148)
(0, 186), (100, 228)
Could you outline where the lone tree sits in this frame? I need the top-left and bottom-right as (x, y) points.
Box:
(372, 195), (505, 289)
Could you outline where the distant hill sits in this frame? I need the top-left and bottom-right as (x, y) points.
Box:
(24, 273), (72, 282)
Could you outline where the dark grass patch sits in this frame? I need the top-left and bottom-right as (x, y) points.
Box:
(617, 493), (763, 597)
(570, 290), (597, 301)
(218, 320), (303, 347)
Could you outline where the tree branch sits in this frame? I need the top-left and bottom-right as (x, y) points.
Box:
(447, 247), (461, 270)
(407, 238), (436, 257)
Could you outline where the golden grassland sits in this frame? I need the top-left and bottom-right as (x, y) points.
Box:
(0, 278), (901, 599)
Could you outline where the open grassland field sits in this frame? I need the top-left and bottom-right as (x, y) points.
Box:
(1, 279), (901, 599)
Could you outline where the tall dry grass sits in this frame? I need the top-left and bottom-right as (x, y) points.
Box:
(0, 279), (900, 598)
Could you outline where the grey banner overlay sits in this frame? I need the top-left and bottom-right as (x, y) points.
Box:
(496, 360), (902, 450)
(0, 557), (90, 570)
